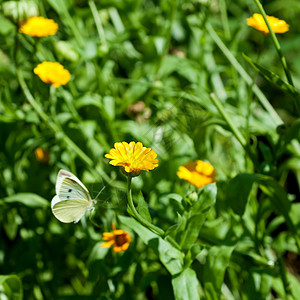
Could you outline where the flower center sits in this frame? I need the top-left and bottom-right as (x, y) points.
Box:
(115, 233), (127, 246)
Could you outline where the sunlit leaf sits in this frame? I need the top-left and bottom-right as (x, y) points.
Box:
(203, 245), (235, 296)
(226, 173), (257, 216)
(2, 193), (49, 208)
(0, 275), (23, 300)
(179, 183), (217, 250)
(137, 192), (152, 223)
(172, 268), (201, 300)
(119, 216), (183, 275)
(243, 53), (299, 96)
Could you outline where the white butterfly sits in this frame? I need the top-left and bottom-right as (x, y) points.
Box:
(51, 169), (95, 223)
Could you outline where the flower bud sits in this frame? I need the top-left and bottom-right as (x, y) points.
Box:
(184, 191), (198, 206)
(3, 1), (38, 24)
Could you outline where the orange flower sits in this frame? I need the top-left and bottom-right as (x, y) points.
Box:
(34, 62), (70, 88)
(34, 148), (49, 163)
(247, 13), (289, 34)
(177, 160), (216, 188)
(101, 224), (131, 252)
(19, 16), (58, 37)
(105, 142), (158, 177)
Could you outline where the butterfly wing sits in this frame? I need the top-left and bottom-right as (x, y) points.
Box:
(51, 170), (92, 223)
(51, 195), (90, 223)
(56, 169), (91, 201)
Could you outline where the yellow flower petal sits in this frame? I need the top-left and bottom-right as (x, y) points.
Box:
(105, 141), (158, 176)
(19, 16), (58, 37)
(34, 62), (70, 88)
(101, 240), (115, 248)
(101, 226), (131, 252)
(247, 13), (289, 34)
(177, 160), (216, 188)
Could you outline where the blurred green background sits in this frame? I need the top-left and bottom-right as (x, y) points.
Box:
(1, 0), (300, 299)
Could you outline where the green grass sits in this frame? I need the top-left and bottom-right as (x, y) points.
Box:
(1, 0), (300, 299)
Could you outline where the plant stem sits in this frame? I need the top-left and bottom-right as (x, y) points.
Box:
(88, 0), (107, 46)
(17, 68), (125, 190)
(127, 176), (164, 236)
(219, 0), (231, 40)
(126, 176), (181, 250)
(252, 0), (300, 116)
(49, 85), (57, 121)
(56, 0), (85, 47)
(252, 0), (293, 86)
(278, 255), (292, 299)
(209, 93), (246, 147)
(209, 93), (258, 165)
(206, 23), (283, 126)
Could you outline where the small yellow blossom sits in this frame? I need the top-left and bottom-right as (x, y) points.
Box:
(19, 16), (58, 37)
(34, 148), (49, 163)
(34, 62), (70, 88)
(101, 224), (131, 253)
(177, 160), (216, 188)
(105, 142), (158, 176)
(247, 13), (289, 34)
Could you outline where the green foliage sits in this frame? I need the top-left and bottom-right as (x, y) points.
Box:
(172, 268), (200, 300)
(0, 275), (23, 300)
(1, 0), (300, 299)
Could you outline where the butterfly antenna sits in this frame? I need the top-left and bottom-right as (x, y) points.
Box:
(94, 185), (106, 201)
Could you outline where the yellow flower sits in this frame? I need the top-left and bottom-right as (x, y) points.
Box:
(247, 13), (289, 34)
(105, 142), (158, 176)
(177, 160), (216, 188)
(101, 224), (131, 253)
(34, 148), (49, 163)
(19, 16), (58, 37)
(34, 62), (70, 88)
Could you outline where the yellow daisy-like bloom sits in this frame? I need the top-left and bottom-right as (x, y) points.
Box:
(19, 16), (58, 37)
(247, 13), (289, 34)
(34, 62), (70, 88)
(105, 141), (158, 176)
(34, 148), (49, 163)
(101, 224), (131, 253)
(177, 160), (216, 188)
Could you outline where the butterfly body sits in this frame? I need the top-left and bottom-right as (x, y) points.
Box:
(51, 170), (94, 223)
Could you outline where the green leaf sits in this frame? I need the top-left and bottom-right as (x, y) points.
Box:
(0, 275), (23, 300)
(226, 173), (257, 216)
(2, 193), (49, 208)
(204, 282), (219, 300)
(119, 216), (183, 275)
(288, 273), (300, 299)
(257, 175), (293, 232)
(180, 183), (217, 250)
(75, 94), (102, 109)
(227, 173), (295, 234)
(203, 245), (235, 295)
(102, 96), (115, 121)
(123, 78), (149, 105)
(289, 203), (300, 227)
(54, 40), (79, 62)
(172, 268), (201, 300)
(137, 192), (152, 223)
(280, 119), (300, 146)
(3, 208), (19, 240)
(87, 242), (109, 281)
(243, 53), (299, 96)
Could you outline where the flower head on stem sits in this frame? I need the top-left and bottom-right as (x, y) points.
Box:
(247, 13), (289, 34)
(101, 223), (131, 252)
(19, 16), (58, 37)
(105, 141), (158, 177)
(34, 62), (70, 88)
(177, 160), (216, 188)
